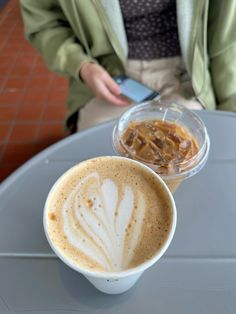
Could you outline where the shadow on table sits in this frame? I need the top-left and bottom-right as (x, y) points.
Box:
(59, 262), (134, 312)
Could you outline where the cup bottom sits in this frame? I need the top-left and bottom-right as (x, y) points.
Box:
(84, 272), (143, 294)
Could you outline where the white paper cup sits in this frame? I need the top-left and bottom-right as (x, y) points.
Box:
(43, 156), (177, 294)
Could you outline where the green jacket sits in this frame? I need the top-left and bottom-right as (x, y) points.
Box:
(20, 0), (236, 129)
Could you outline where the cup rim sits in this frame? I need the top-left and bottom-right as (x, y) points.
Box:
(112, 101), (210, 181)
(43, 156), (177, 279)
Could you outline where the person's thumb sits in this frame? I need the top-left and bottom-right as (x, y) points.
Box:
(103, 73), (121, 96)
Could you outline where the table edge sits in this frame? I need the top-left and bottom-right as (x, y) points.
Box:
(0, 111), (235, 193)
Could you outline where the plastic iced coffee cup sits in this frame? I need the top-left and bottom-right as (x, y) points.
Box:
(112, 101), (210, 193)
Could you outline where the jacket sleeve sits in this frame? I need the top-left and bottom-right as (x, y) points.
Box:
(208, 0), (236, 112)
(20, 0), (95, 79)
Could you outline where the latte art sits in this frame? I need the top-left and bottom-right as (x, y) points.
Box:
(46, 157), (173, 272)
(62, 172), (145, 271)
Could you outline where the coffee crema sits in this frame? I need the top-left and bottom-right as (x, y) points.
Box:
(46, 157), (173, 272)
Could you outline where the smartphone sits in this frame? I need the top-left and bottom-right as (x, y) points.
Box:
(114, 75), (160, 103)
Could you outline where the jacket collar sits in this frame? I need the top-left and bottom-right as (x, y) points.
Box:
(177, 0), (207, 75)
(176, 0), (196, 74)
(92, 0), (128, 64)
(93, 0), (205, 73)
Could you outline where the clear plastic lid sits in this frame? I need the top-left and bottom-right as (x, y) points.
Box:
(112, 100), (210, 181)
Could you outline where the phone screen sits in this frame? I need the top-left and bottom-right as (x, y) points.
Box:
(115, 77), (158, 102)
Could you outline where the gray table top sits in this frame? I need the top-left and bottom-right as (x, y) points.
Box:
(0, 111), (236, 314)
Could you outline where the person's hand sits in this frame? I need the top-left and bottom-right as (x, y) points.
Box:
(79, 62), (131, 106)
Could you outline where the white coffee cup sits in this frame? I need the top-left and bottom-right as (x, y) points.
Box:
(43, 157), (177, 294)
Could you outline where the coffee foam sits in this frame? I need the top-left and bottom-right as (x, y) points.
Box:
(46, 157), (172, 272)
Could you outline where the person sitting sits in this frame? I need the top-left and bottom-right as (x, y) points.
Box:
(20, 0), (236, 132)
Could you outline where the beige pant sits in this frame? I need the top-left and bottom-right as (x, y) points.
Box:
(78, 57), (202, 130)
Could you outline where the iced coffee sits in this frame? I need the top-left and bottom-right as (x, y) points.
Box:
(113, 101), (210, 192)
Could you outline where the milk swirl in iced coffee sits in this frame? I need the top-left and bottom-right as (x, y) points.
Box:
(46, 157), (173, 272)
(118, 120), (199, 175)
